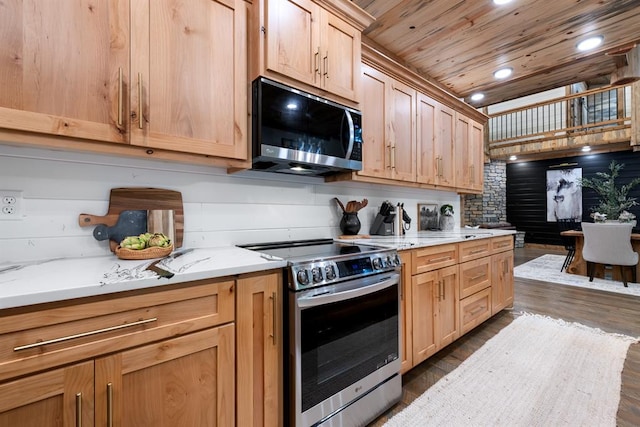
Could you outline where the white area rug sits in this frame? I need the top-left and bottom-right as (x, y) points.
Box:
(514, 254), (640, 296)
(384, 313), (637, 427)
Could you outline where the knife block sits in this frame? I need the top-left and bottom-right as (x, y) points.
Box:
(370, 213), (394, 236)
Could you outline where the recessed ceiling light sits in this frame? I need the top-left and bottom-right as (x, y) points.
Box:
(494, 67), (513, 79)
(493, 0), (513, 4)
(470, 93), (485, 102)
(577, 36), (603, 52)
(509, 155), (517, 161)
(581, 146), (591, 152)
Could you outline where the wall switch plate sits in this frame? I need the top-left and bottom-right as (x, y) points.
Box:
(0, 190), (24, 220)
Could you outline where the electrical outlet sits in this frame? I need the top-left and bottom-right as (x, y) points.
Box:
(0, 190), (23, 220)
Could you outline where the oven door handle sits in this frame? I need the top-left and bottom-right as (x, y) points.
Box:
(297, 274), (399, 308)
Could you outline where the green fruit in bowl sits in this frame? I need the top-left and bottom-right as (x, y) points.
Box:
(148, 233), (171, 248)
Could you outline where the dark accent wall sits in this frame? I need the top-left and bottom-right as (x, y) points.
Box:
(506, 150), (640, 246)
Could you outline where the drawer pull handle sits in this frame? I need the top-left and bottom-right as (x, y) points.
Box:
(430, 256), (451, 263)
(469, 306), (485, 316)
(469, 249), (485, 254)
(76, 392), (82, 427)
(13, 317), (158, 351)
(470, 273), (485, 280)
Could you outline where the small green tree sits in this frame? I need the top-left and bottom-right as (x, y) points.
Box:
(579, 160), (640, 220)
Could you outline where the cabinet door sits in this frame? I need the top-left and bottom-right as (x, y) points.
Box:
(416, 93), (438, 185)
(236, 272), (282, 427)
(359, 64), (391, 179)
(321, 12), (360, 101)
(436, 103), (456, 187)
(131, 0), (247, 159)
(436, 265), (459, 347)
(399, 251), (413, 374)
(0, 0), (128, 143)
(95, 326), (235, 427)
(456, 114), (484, 193)
(0, 361), (94, 427)
(265, 0), (320, 87)
(389, 80), (417, 182)
(411, 271), (437, 365)
(492, 251), (514, 315)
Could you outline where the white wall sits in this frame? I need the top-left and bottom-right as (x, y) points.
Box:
(0, 144), (460, 263)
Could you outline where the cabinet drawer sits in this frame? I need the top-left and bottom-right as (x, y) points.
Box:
(0, 279), (234, 382)
(459, 257), (491, 299)
(458, 239), (491, 263)
(412, 244), (458, 275)
(459, 288), (492, 335)
(491, 235), (514, 253)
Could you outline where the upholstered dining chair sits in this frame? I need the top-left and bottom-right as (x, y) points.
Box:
(581, 222), (638, 287)
(557, 218), (577, 272)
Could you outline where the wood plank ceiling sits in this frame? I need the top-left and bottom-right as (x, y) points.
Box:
(354, 0), (640, 107)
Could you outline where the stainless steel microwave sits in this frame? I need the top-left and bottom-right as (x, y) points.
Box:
(251, 77), (363, 176)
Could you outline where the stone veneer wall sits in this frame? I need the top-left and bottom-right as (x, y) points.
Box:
(463, 160), (507, 226)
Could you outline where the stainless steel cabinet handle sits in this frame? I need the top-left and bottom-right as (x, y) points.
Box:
(138, 72), (143, 129)
(270, 291), (277, 345)
(315, 47), (321, 76)
(76, 392), (82, 427)
(117, 67), (123, 128)
(107, 382), (113, 427)
(13, 317), (158, 351)
(323, 52), (329, 78)
(430, 255), (451, 263)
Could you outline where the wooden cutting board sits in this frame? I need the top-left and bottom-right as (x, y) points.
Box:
(79, 188), (184, 252)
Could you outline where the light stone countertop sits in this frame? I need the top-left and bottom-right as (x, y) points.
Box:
(0, 246), (287, 310)
(0, 229), (516, 310)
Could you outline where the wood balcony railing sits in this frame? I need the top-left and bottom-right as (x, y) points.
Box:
(487, 84), (635, 160)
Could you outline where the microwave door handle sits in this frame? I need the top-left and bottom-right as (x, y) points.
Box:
(297, 274), (398, 309)
(344, 109), (355, 160)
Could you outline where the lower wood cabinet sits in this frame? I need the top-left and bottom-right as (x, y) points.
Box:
(236, 271), (283, 427)
(492, 250), (514, 314)
(400, 236), (514, 373)
(0, 270), (283, 426)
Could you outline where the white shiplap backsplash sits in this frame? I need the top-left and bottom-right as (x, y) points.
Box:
(0, 144), (459, 263)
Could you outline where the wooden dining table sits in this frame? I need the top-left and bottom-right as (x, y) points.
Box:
(560, 229), (640, 280)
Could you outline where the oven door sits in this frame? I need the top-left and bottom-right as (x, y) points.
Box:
(289, 271), (401, 427)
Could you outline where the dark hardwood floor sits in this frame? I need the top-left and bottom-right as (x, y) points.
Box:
(369, 246), (640, 426)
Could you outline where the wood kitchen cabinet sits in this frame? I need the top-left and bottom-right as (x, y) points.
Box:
(399, 251), (413, 374)
(0, 0), (128, 144)
(130, 0), (247, 159)
(236, 271), (283, 427)
(0, 0), (247, 162)
(359, 64), (416, 182)
(0, 361), (94, 426)
(0, 278), (236, 426)
(455, 114), (485, 194)
(254, 0), (369, 103)
(416, 94), (456, 189)
(411, 265), (459, 366)
(491, 239), (515, 315)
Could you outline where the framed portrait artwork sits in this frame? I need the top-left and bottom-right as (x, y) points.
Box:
(418, 203), (439, 230)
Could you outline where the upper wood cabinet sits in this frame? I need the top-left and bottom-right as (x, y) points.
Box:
(0, 0), (247, 162)
(130, 0), (247, 159)
(416, 94), (455, 188)
(253, 0), (372, 104)
(456, 114), (484, 194)
(0, 0), (129, 144)
(359, 64), (416, 181)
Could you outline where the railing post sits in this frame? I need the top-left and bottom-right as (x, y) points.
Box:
(632, 81), (640, 148)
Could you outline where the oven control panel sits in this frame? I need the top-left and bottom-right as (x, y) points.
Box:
(290, 251), (400, 290)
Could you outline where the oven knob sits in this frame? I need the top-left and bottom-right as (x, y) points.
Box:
(373, 257), (383, 270)
(387, 255), (394, 266)
(297, 270), (309, 285)
(325, 265), (336, 280)
(311, 267), (323, 283)
(394, 254), (401, 266)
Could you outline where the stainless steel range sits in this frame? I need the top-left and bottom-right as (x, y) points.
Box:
(239, 238), (402, 427)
